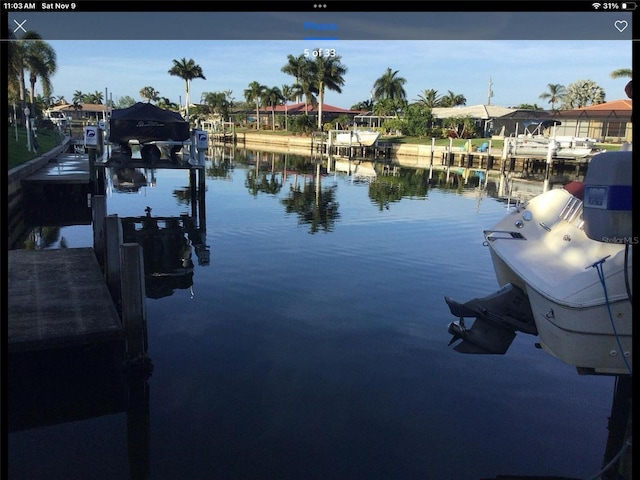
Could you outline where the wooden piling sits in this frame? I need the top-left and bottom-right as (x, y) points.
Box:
(92, 194), (107, 269)
(105, 214), (123, 308)
(120, 243), (147, 359)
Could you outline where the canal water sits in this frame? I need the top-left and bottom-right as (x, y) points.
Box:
(8, 147), (616, 479)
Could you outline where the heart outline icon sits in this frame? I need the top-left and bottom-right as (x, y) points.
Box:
(614, 20), (628, 33)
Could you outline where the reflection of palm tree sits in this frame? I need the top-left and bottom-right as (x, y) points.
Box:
(245, 168), (283, 196)
(23, 226), (63, 249)
(367, 169), (430, 211)
(281, 170), (340, 233)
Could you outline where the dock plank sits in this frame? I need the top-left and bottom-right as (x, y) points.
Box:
(8, 248), (123, 353)
(22, 153), (90, 184)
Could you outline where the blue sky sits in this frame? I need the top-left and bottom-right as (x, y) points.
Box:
(44, 39), (632, 109)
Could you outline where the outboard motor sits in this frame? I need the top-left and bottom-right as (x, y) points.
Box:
(582, 150), (633, 243)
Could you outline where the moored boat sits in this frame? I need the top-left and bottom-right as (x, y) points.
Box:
(445, 150), (633, 376)
(334, 129), (380, 147)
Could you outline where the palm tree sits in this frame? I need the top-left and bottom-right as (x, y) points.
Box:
(25, 38), (57, 115)
(538, 83), (566, 110)
(168, 58), (206, 122)
(139, 86), (160, 103)
(372, 67), (407, 102)
(85, 91), (104, 104)
(201, 91), (230, 119)
(415, 89), (442, 108)
(280, 84), (298, 131)
(7, 26), (22, 101)
(281, 54), (308, 103)
(313, 54), (347, 129)
(610, 68), (632, 79)
(440, 90), (466, 108)
(9, 31), (56, 125)
(244, 81), (266, 129)
(263, 86), (284, 131)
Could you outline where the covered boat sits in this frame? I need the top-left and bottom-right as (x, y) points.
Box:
(109, 103), (190, 158)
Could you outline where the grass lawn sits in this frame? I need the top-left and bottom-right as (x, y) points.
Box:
(7, 125), (65, 170)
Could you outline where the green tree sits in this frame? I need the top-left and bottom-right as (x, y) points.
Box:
(351, 99), (373, 111)
(373, 67), (407, 102)
(560, 80), (606, 109)
(10, 32), (57, 121)
(285, 57), (318, 114)
(262, 86), (284, 131)
(139, 86), (160, 103)
(415, 89), (442, 108)
(313, 53), (347, 129)
(538, 83), (566, 110)
(281, 54), (308, 103)
(610, 68), (632, 79)
(244, 81), (266, 129)
(201, 91), (231, 119)
(168, 57), (206, 121)
(116, 95), (137, 108)
(281, 84), (299, 130)
(439, 90), (466, 107)
(84, 91), (104, 104)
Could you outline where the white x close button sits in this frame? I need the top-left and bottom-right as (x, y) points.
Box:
(13, 19), (27, 33)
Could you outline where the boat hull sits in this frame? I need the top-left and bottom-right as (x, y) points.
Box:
(334, 130), (380, 147)
(484, 187), (632, 375)
(525, 287), (632, 375)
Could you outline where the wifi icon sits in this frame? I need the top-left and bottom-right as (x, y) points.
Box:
(593, 2), (601, 8)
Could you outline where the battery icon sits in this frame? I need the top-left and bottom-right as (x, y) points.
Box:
(622, 2), (637, 9)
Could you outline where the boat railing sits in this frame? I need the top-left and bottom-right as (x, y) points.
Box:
(558, 196), (584, 229)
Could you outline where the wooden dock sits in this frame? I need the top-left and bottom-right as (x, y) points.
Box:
(21, 152), (91, 185)
(8, 248), (123, 353)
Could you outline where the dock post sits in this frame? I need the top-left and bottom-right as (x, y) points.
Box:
(120, 243), (148, 360)
(543, 141), (554, 192)
(105, 214), (123, 309)
(429, 138), (434, 182)
(88, 149), (96, 186)
(447, 137), (453, 177)
(92, 194), (107, 269)
(600, 375), (632, 480)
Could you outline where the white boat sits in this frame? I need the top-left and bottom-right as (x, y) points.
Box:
(506, 120), (603, 159)
(445, 150), (632, 376)
(334, 129), (380, 147)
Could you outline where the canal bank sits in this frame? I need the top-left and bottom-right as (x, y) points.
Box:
(222, 131), (589, 184)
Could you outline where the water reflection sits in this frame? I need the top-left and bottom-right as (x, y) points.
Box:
(110, 167), (149, 193)
(10, 144), (617, 480)
(120, 207), (209, 299)
(281, 162), (340, 234)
